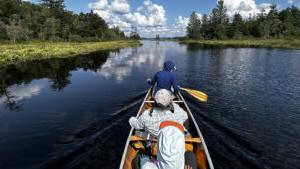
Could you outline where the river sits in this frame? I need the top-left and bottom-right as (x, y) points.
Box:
(0, 41), (299, 169)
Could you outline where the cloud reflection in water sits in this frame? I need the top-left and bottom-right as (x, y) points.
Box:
(93, 41), (187, 83)
(0, 83), (44, 111)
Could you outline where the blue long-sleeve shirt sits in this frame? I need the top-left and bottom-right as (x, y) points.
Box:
(150, 70), (179, 92)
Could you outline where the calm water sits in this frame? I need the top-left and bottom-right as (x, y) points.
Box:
(0, 41), (300, 169)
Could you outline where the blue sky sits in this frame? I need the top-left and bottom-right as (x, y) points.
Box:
(30, 0), (299, 37)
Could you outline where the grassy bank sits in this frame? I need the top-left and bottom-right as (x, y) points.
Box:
(0, 40), (141, 66)
(179, 39), (300, 49)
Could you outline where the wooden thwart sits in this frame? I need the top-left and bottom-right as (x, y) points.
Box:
(130, 135), (201, 143)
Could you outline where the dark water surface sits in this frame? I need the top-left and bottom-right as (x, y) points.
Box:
(0, 41), (300, 169)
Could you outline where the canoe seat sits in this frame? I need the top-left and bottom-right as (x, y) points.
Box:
(130, 135), (201, 156)
(130, 135), (201, 143)
(144, 101), (184, 103)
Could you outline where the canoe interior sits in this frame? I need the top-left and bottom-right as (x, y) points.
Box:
(120, 88), (212, 169)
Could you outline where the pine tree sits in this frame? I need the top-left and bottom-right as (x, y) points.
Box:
(6, 14), (27, 43)
(0, 21), (7, 39)
(230, 13), (243, 39)
(267, 4), (282, 37)
(291, 6), (300, 36)
(257, 8), (270, 38)
(41, 0), (64, 10)
(210, 0), (228, 39)
(130, 26), (140, 40)
(156, 34), (160, 40)
(200, 14), (210, 39)
(187, 11), (202, 39)
(43, 17), (59, 40)
(279, 8), (295, 36)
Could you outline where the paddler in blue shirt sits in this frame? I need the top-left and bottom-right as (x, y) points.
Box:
(148, 61), (180, 95)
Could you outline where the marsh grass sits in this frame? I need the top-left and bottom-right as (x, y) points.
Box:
(180, 39), (300, 49)
(0, 41), (140, 66)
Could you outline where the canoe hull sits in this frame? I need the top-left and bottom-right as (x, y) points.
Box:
(119, 87), (214, 169)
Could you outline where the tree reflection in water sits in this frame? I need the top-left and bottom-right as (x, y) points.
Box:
(0, 85), (23, 111)
(0, 50), (112, 111)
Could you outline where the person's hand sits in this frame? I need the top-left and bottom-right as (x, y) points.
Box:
(184, 165), (192, 169)
(129, 117), (138, 127)
(147, 78), (152, 84)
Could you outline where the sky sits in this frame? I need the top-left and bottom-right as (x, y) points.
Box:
(29, 0), (300, 38)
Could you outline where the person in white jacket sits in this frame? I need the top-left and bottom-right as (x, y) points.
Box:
(129, 89), (195, 169)
(140, 123), (186, 169)
(129, 89), (188, 137)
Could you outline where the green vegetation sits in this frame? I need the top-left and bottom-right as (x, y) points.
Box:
(180, 39), (300, 49)
(185, 0), (300, 47)
(0, 41), (141, 66)
(0, 0), (140, 42)
(0, 0), (142, 66)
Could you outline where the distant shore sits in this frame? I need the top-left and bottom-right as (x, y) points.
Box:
(179, 39), (300, 50)
(0, 40), (141, 67)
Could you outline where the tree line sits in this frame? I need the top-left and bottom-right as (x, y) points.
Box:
(187, 0), (300, 40)
(0, 0), (140, 42)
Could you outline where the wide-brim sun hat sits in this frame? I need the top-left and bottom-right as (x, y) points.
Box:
(154, 89), (173, 107)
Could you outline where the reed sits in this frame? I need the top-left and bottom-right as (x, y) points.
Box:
(0, 41), (141, 66)
(179, 39), (300, 49)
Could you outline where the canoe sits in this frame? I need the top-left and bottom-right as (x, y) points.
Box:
(119, 87), (214, 169)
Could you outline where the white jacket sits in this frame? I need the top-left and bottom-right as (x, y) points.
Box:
(129, 103), (188, 136)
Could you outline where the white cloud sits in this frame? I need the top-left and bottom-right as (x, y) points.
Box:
(89, 0), (168, 37)
(110, 0), (130, 14)
(287, 0), (293, 4)
(88, 0), (108, 10)
(174, 16), (189, 29)
(87, 0), (273, 37)
(124, 0), (166, 27)
(223, 0), (271, 18)
(196, 13), (203, 20)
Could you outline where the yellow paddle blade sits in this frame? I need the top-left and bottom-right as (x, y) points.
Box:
(180, 87), (208, 102)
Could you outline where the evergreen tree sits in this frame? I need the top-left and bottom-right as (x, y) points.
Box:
(210, 0), (228, 39)
(187, 11), (202, 39)
(185, 2), (300, 39)
(156, 34), (160, 40)
(43, 17), (59, 40)
(279, 8), (294, 36)
(0, 0), (128, 42)
(130, 26), (141, 40)
(229, 13), (243, 39)
(6, 14), (27, 43)
(0, 0), (22, 23)
(291, 6), (300, 36)
(200, 14), (210, 39)
(41, 0), (64, 11)
(267, 4), (282, 37)
(0, 21), (7, 39)
(257, 8), (270, 38)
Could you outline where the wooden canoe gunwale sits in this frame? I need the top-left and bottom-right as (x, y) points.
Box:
(119, 88), (152, 169)
(119, 87), (214, 169)
(178, 91), (214, 169)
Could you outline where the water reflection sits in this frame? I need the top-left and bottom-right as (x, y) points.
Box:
(93, 41), (183, 82)
(0, 41), (299, 169)
(0, 50), (111, 111)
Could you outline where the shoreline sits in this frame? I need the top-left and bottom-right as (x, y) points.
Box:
(0, 40), (141, 67)
(179, 39), (300, 50)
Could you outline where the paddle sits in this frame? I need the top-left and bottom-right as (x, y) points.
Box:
(180, 87), (208, 102)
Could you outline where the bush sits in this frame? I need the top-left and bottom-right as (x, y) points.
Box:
(0, 21), (7, 39)
(69, 34), (83, 42)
